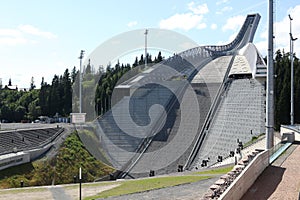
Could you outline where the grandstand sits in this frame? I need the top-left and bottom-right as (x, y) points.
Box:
(0, 127), (64, 170)
(93, 13), (265, 178)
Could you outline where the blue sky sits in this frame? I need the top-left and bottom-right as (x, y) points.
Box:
(0, 0), (299, 88)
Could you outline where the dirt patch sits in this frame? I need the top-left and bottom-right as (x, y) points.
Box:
(0, 189), (53, 200)
(64, 184), (120, 199)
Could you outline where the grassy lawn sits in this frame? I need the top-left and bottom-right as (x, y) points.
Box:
(193, 166), (233, 175)
(85, 175), (211, 200)
(64, 181), (117, 190)
(243, 133), (265, 148)
(0, 132), (114, 189)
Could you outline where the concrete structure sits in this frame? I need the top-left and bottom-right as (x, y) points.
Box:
(94, 14), (264, 178)
(0, 152), (30, 171)
(219, 150), (269, 200)
(0, 127), (64, 170)
(280, 125), (300, 142)
(189, 42), (267, 169)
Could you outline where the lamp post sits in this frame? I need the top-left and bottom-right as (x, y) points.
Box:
(144, 29), (148, 67)
(79, 50), (85, 113)
(266, 0), (274, 149)
(79, 167), (82, 200)
(289, 14), (298, 125)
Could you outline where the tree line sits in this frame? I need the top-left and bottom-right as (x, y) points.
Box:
(94, 52), (163, 116)
(274, 49), (300, 129)
(0, 50), (299, 130)
(0, 52), (163, 122)
(0, 68), (76, 122)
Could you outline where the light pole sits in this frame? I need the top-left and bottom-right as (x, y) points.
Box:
(79, 167), (82, 200)
(266, 0), (274, 149)
(144, 29), (148, 67)
(289, 14), (298, 125)
(79, 50), (85, 113)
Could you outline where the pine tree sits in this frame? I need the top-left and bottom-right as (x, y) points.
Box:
(30, 77), (36, 91)
(71, 66), (78, 84)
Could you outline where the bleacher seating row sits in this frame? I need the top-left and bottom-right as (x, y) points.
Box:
(0, 127), (64, 155)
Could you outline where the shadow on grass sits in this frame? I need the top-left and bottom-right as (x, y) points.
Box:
(0, 162), (34, 179)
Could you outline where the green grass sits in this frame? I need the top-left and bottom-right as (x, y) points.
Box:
(193, 166), (233, 175)
(85, 175), (211, 200)
(0, 162), (34, 180)
(64, 181), (117, 190)
(0, 132), (114, 189)
(244, 133), (265, 148)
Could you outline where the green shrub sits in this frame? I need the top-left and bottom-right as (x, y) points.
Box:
(0, 131), (113, 188)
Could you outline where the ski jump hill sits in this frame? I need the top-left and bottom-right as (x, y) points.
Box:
(90, 13), (266, 179)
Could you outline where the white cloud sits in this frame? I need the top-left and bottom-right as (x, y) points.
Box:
(216, 6), (232, 15)
(228, 31), (238, 42)
(197, 23), (207, 30)
(216, 0), (229, 5)
(18, 24), (57, 39)
(222, 15), (244, 32)
(159, 1), (208, 31)
(222, 6), (233, 12)
(211, 23), (217, 30)
(188, 2), (209, 15)
(216, 30), (239, 46)
(255, 40), (267, 57)
(274, 6), (300, 57)
(217, 5), (300, 57)
(0, 28), (26, 45)
(160, 13), (203, 31)
(0, 25), (57, 45)
(0, 28), (22, 37)
(127, 21), (137, 27)
(254, 5), (300, 57)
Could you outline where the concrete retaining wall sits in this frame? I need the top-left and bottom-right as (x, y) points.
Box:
(0, 143), (53, 171)
(219, 150), (269, 200)
(25, 143), (53, 161)
(280, 126), (300, 142)
(0, 152), (30, 171)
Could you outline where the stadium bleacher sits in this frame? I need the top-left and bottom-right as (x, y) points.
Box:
(0, 127), (64, 156)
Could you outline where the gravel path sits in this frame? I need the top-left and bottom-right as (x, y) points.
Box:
(242, 144), (300, 200)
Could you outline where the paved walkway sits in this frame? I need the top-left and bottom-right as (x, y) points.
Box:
(2, 137), (298, 200)
(48, 186), (72, 200)
(211, 136), (282, 168)
(98, 176), (219, 200)
(242, 144), (300, 200)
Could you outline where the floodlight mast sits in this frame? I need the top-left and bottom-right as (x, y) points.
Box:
(289, 14), (298, 125)
(79, 50), (85, 113)
(266, 0), (274, 149)
(144, 29), (148, 67)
